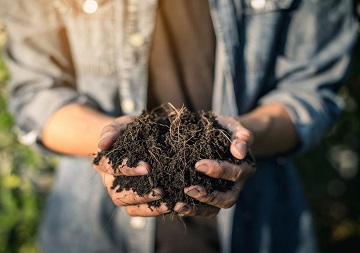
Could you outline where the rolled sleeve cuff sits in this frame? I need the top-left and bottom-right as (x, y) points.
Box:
(259, 90), (343, 152)
(13, 87), (100, 149)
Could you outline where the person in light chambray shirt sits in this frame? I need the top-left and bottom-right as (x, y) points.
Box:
(1, 0), (357, 252)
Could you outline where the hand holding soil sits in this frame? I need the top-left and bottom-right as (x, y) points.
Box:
(93, 104), (256, 217)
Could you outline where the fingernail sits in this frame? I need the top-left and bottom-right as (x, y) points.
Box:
(174, 203), (189, 214)
(100, 131), (113, 140)
(99, 133), (111, 143)
(235, 141), (246, 157)
(134, 165), (149, 175)
(196, 164), (209, 173)
(186, 187), (201, 198)
(98, 133), (113, 146)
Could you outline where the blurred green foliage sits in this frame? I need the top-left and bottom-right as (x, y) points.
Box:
(0, 23), (57, 253)
(0, 9), (360, 253)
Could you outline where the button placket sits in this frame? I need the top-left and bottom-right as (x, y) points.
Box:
(120, 0), (140, 114)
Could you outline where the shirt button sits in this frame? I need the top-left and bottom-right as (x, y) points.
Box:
(129, 33), (145, 47)
(250, 0), (266, 10)
(130, 217), (146, 229)
(17, 130), (37, 146)
(121, 98), (136, 114)
(82, 0), (98, 14)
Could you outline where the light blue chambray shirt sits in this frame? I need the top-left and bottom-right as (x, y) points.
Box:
(1, 0), (357, 252)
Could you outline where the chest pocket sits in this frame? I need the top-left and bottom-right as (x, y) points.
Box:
(53, 0), (119, 76)
(234, 0), (297, 110)
(239, 0), (296, 73)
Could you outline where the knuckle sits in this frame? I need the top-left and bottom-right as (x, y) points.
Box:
(241, 129), (252, 139)
(233, 167), (244, 181)
(219, 162), (245, 182)
(221, 197), (236, 209)
(222, 202), (234, 209)
(204, 192), (221, 206)
(210, 161), (224, 178)
(223, 165), (241, 182)
(235, 129), (253, 144)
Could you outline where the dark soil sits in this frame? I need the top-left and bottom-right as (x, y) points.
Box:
(93, 104), (254, 211)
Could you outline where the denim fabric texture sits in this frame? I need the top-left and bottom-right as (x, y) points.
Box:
(1, 0), (357, 252)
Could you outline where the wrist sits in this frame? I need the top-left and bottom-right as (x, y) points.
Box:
(238, 103), (299, 156)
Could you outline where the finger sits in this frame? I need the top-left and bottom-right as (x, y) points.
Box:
(173, 202), (220, 218)
(195, 159), (255, 182)
(230, 139), (248, 160)
(93, 163), (121, 192)
(94, 156), (150, 176)
(112, 115), (134, 128)
(94, 161), (162, 207)
(98, 116), (134, 150)
(125, 202), (170, 217)
(184, 183), (243, 209)
(111, 187), (163, 206)
(115, 160), (151, 176)
(93, 157), (114, 178)
(216, 115), (254, 159)
(98, 125), (121, 150)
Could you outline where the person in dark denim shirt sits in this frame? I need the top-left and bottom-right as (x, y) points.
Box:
(0, 0), (357, 252)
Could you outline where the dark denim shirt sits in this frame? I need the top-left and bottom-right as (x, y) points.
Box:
(1, 0), (357, 252)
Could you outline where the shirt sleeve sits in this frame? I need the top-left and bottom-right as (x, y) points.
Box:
(2, 0), (100, 148)
(259, 0), (358, 151)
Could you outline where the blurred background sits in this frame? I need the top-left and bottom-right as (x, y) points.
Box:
(1, 2), (360, 253)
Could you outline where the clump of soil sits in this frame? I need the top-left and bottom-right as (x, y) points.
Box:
(93, 104), (254, 210)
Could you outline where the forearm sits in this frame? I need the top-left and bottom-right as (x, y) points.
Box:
(239, 103), (299, 156)
(42, 104), (115, 156)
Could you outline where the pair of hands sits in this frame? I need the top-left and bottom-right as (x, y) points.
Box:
(93, 114), (256, 218)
